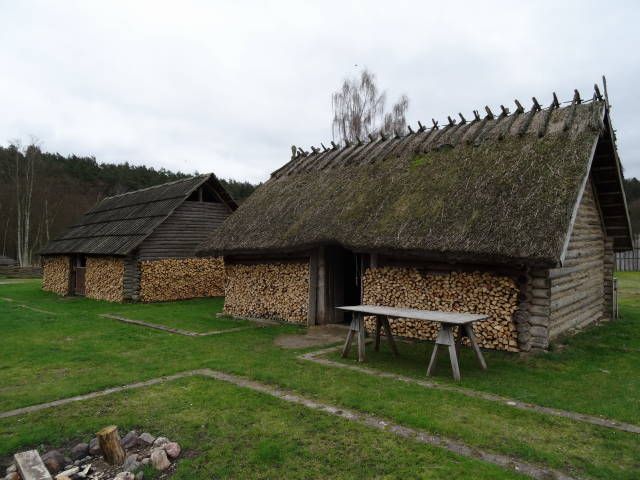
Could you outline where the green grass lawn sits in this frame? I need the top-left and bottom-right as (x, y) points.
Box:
(1, 278), (640, 478)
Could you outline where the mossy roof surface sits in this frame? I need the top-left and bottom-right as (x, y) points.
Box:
(200, 101), (605, 264)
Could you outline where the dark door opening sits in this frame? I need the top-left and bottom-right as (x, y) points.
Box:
(72, 255), (86, 296)
(341, 249), (361, 324)
(317, 246), (361, 324)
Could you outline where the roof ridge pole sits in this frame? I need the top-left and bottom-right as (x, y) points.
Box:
(484, 106), (495, 120)
(413, 123), (438, 153)
(497, 100), (523, 140)
(588, 89), (606, 132)
(593, 84), (603, 101)
(602, 75), (610, 108)
(537, 94), (559, 137)
(417, 121), (427, 132)
(562, 90), (580, 132)
(516, 98), (540, 136)
(465, 111), (491, 145)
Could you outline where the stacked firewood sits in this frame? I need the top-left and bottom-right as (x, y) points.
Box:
(139, 257), (225, 302)
(363, 267), (520, 351)
(224, 262), (309, 324)
(86, 257), (125, 302)
(42, 255), (71, 295)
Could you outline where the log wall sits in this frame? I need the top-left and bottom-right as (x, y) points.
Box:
(362, 267), (520, 351)
(603, 238), (614, 320)
(137, 201), (231, 260)
(548, 181), (606, 339)
(139, 257), (225, 302)
(42, 255), (71, 295)
(224, 261), (309, 323)
(85, 256), (125, 302)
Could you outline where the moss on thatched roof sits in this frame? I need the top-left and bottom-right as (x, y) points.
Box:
(199, 99), (622, 264)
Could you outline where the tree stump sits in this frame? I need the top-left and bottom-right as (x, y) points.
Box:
(96, 425), (125, 465)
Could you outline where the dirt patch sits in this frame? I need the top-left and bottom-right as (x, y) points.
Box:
(274, 324), (347, 349)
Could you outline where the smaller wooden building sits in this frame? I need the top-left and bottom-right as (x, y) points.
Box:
(199, 86), (632, 352)
(40, 174), (236, 302)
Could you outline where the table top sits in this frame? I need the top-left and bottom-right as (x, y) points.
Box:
(336, 305), (489, 325)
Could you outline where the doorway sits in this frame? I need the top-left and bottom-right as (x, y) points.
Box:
(72, 255), (86, 296)
(315, 246), (362, 324)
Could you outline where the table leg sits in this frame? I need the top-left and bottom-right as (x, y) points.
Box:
(381, 316), (399, 356)
(464, 324), (487, 370)
(356, 313), (366, 362)
(428, 323), (461, 381)
(448, 336), (461, 381)
(341, 317), (357, 358)
(426, 344), (439, 376)
(374, 316), (382, 352)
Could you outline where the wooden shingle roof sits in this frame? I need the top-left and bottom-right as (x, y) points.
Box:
(41, 174), (237, 256)
(199, 89), (632, 265)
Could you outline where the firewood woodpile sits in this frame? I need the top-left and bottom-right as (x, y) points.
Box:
(42, 256), (71, 295)
(363, 267), (520, 351)
(224, 262), (309, 324)
(85, 257), (125, 303)
(139, 257), (225, 302)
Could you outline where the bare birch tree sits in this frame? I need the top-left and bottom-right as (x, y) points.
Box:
(331, 69), (409, 144)
(12, 140), (39, 266)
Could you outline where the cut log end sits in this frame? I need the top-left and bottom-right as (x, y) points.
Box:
(97, 425), (126, 465)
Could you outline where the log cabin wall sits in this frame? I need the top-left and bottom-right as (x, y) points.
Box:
(138, 257), (225, 302)
(603, 238), (615, 319)
(223, 259), (310, 324)
(137, 201), (230, 260)
(85, 256), (125, 302)
(42, 255), (72, 296)
(361, 265), (520, 352)
(547, 180), (606, 340)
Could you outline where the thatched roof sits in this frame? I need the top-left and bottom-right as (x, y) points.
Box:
(41, 174), (237, 256)
(199, 93), (632, 265)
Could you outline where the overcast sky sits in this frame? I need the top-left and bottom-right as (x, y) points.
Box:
(1, 1), (639, 182)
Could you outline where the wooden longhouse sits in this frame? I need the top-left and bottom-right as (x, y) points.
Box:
(40, 174), (237, 302)
(199, 85), (632, 351)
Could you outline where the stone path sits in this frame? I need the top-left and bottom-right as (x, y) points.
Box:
(99, 314), (261, 337)
(0, 297), (56, 315)
(0, 368), (578, 480)
(299, 344), (640, 435)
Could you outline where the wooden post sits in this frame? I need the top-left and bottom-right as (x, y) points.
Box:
(97, 425), (126, 465)
(356, 313), (366, 362)
(307, 251), (318, 326)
